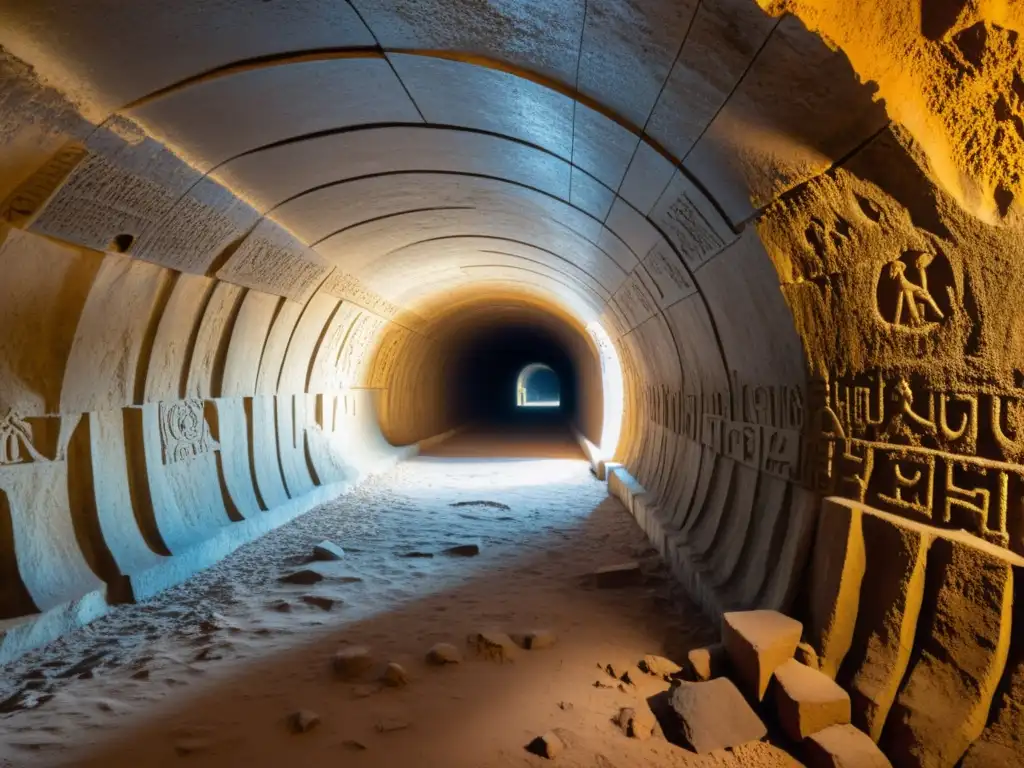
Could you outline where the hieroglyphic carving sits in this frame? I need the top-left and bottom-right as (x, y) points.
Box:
(651, 179), (728, 270)
(875, 250), (954, 330)
(0, 410), (47, 465)
(218, 234), (329, 304)
(159, 399), (214, 464)
(1, 141), (89, 227)
(643, 241), (697, 306)
(321, 271), (399, 319)
(613, 272), (657, 330)
(725, 421), (762, 467)
(804, 370), (1024, 548)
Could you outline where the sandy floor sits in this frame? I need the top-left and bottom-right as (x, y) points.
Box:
(0, 428), (800, 768)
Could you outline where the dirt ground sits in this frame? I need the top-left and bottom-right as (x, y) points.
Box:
(0, 429), (801, 768)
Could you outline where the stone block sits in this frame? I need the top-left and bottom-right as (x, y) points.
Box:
(687, 643), (728, 681)
(881, 536), (1014, 768)
(842, 509), (929, 741)
(722, 609), (802, 700)
(805, 724), (892, 768)
(615, 706), (655, 740)
(772, 658), (851, 741)
(313, 540), (345, 561)
(670, 678), (767, 753)
(809, 498), (867, 679)
(525, 731), (564, 759)
(796, 642), (820, 670)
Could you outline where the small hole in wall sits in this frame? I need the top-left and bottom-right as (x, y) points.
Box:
(109, 233), (135, 253)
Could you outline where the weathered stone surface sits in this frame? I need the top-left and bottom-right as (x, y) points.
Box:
(639, 654), (683, 679)
(525, 731), (564, 759)
(279, 569), (324, 586)
(426, 643), (462, 665)
(593, 562), (643, 588)
(686, 643), (728, 682)
(333, 646), (374, 680)
(722, 610), (803, 700)
(299, 595), (336, 612)
(382, 662), (409, 687)
(808, 499), (866, 679)
(615, 706), (655, 740)
(881, 537), (1014, 768)
(669, 678), (767, 753)
(772, 658), (851, 741)
(510, 630), (557, 650)
(841, 507), (929, 741)
(443, 544), (480, 557)
(467, 631), (517, 663)
(805, 724), (892, 768)
(795, 642), (820, 670)
(312, 540), (345, 561)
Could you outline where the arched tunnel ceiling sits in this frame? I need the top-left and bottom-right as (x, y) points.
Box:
(0, 0), (902, 359)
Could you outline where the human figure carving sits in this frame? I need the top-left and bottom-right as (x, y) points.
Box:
(888, 253), (944, 327)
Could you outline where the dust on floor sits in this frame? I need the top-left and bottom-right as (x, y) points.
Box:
(0, 445), (800, 768)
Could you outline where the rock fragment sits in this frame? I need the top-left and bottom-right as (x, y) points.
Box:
(772, 658), (851, 741)
(279, 569), (324, 585)
(443, 544), (480, 557)
(333, 646), (374, 679)
(401, 551), (434, 558)
(375, 717), (410, 733)
(805, 724), (892, 768)
(686, 643), (728, 682)
(173, 737), (212, 756)
(525, 731), (565, 759)
(669, 678), (767, 753)
(270, 599), (292, 612)
(467, 631), (517, 662)
(382, 662), (409, 687)
(289, 709), (320, 733)
(639, 654), (683, 679)
(342, 739), (368, 751)
(300, 595), (337, 611)
(615, 706), (655, 740)
(510, 629), (557, 650)
(593, 562), (643, 588)
(722, 610), (803, 700)
(313, 540), (345, 561)
(796, 641), (820, 670)
(425, 643), (462, 665)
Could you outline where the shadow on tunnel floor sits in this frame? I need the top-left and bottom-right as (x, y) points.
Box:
(421, 413), (584, 460)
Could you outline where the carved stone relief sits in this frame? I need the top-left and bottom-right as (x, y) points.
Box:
(0, 409), (47, 465)
(159, 399), (216, 464)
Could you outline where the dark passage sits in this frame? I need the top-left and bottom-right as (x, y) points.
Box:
(444, 323), (578, 431)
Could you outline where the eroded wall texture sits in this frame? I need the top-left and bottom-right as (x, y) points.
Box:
(0, 1), (1022, 764)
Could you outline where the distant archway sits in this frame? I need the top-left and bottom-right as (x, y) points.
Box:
(515, 363), (561, 408)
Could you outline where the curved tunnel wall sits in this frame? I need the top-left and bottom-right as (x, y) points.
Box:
(0, 2), (1023, 762)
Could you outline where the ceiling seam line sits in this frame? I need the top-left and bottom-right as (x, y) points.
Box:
(569, 0), (589, 209)
(604, 0), (704, 226)
(342, 0), (429, 124)
(680, 15), (782, 168)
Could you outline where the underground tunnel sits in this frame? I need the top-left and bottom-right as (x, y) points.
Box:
(0, 0), (1023, 766)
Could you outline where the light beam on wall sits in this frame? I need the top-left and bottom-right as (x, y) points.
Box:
(586, 321), (623, 461)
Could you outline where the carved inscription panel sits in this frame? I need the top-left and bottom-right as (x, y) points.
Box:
(160, 399), (215, 464)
